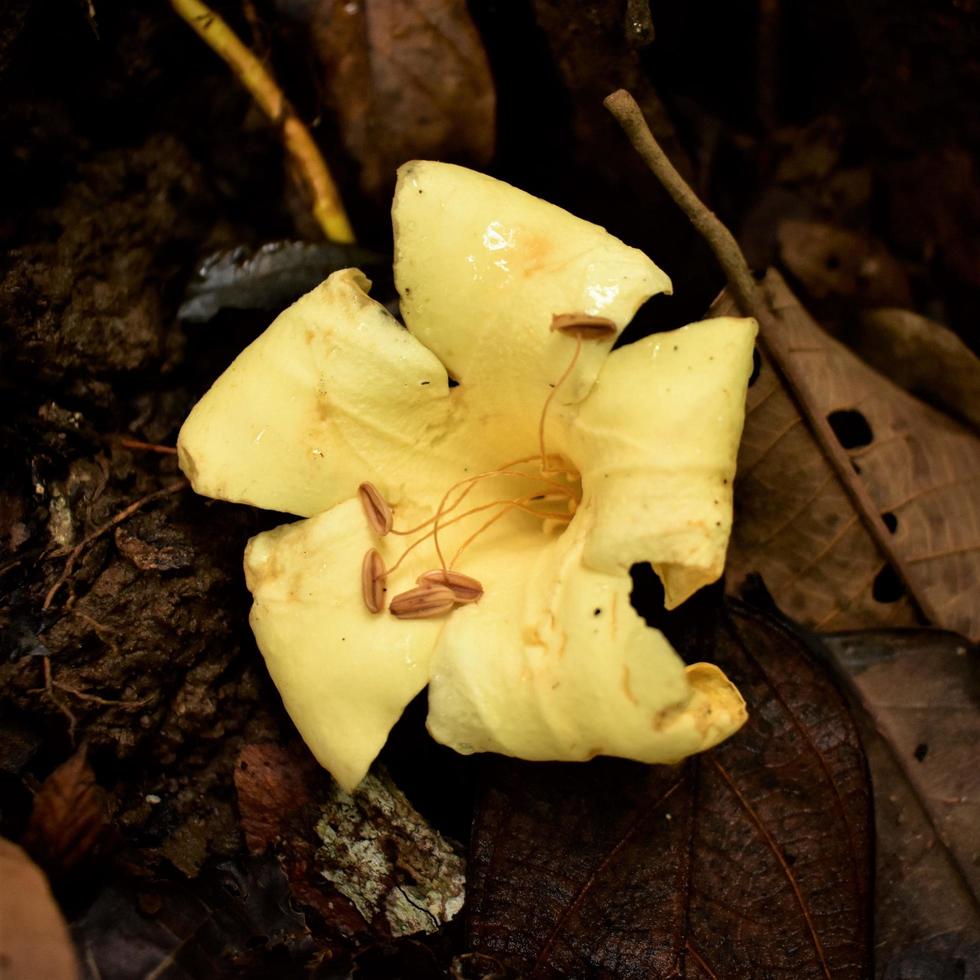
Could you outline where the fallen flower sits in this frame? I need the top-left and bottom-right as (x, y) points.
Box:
(178, 162), (757, 791)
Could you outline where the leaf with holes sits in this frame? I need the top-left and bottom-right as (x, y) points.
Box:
(822, 628), (980, 975)
(466, 598), (873, 979)
(714, 270), (980, 639)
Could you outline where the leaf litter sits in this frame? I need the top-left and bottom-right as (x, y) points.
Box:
(466, 597), (873, 979)
(714, 272), (980, 639)
(2, 1), (978, 975)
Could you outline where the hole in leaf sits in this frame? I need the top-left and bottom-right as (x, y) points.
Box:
(881, 512), (898, 533)
(748, 347), (762, 388)
(825, 253), (841, 270)
(828, 409), (873, 449)
(871, 565), (904, 604)
(914, 743), (928, 762)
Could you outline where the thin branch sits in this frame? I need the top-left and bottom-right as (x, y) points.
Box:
(43, 480), (189, 611)
(170, 0), (354, 244)
(603, 88), (941, 628)
(604, 89), (764, 322)
(115, 437), (178, 455)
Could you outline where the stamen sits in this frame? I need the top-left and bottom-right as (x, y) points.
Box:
(389, 454), (571, 537)
(538, 335), (582, 476)
(361, 548), (386, 613)
(430, 463), (577, 570)
(389, 585), (456, 620)
(387, 494), (566, 577)
(358, 482), (393, 536)
(450, 500), (571, 567)
(418, 569), (484, 604)
(550, 312), (617, 340)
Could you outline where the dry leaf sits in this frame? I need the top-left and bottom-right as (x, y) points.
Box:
(823, 627), (980, 975)
(177, 241), (387, 324)
(72, 856), (315, 978)
(22, 745), (110, 878)
(855, 308), (980, 430)
(0, 837), (78, 980)
(777, 219), (911, 308)
(715, 270), (980, 639)
(529, 0), (693, 183)
(235, 742), (369, 939)
(298, 0), (495, 197)
(235, 742), (315, 855)
(466, 600), (872, 979)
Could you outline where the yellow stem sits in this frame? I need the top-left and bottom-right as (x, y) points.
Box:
(170, 0), (354, 244)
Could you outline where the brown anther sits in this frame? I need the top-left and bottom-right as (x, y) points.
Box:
(361, 548), (386, 614)
(389, 585), (456, 620)
(358, 482), (393, 536)
(417, 569), (484, 604)
(550, 313), (617, 340)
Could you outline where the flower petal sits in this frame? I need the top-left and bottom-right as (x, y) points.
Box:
(393, 161), (671, 447)
(569, 316), (758, 608)
(178, 269), (453, 517)
(425, 509), (746, 763)
(245, 498), (444, 792)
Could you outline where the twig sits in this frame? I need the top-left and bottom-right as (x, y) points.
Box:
(170, 0), (354, 244)
(603, 88), (941, 628)
(116, 437), (178, 455)
(43, 480), (189, 611)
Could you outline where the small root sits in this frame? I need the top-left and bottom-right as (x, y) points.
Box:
(43, 479), (188, 612)
(116, 437), (178, 456)
(33, 656), (150, 741)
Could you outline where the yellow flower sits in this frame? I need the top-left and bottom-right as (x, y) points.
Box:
(177, 162), (758, 791)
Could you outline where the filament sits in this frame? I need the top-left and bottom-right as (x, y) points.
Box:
(538, 336), (582, 476)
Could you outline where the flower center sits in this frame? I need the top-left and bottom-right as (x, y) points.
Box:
(358, 313), (614, 618)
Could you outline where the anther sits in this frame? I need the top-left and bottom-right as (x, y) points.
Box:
(389, 585), (456, 620)
(418, 569), (484, 604)
(358, 482), (393, 536)
(550, 313), (617, 340)
(361, 548), (386, 613)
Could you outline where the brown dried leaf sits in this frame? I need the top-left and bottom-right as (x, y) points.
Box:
(72, 855), (316, 978)
(234, 742), (315, 855)
(777, 219), (911, 308)
(529, 0), (693, 183)
(0, 837), (78, 980)
(303, 0), (495, 197)
(22, 745), (109, 877)
(855, 308), (980, 430)
(467, 601), (872, 979)
(235, 743), (371, 940)
(823, 628), (980, 973)
(715, 271), (980, 639)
